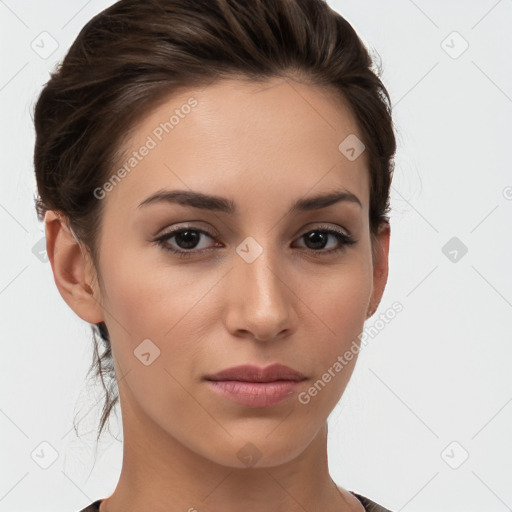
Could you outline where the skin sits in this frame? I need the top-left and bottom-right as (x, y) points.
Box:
(45, 76), (390, 512)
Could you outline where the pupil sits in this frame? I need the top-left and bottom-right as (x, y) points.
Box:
(306, 231), (327, 249)
(177, 230), (199, 249)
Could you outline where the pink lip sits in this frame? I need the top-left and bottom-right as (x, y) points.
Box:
(204, 364), (307, 408)
(206, 380), (303, 407)
(204, 363), (306, 382)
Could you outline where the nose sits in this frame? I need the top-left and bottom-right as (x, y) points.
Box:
(223, 246), (297, 342)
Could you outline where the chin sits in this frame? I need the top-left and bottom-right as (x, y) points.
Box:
(193, 423), (318, 469)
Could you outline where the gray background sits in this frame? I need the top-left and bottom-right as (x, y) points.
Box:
(0, 1), (511, 511)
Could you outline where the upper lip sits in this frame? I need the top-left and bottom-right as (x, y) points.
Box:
(204, 363), (306, 383)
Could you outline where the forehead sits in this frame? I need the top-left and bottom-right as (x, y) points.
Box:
(104, 76), (370, 218)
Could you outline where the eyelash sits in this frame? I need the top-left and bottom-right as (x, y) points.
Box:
(153, 224), (357, 259)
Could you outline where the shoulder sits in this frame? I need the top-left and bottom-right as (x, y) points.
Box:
(77, 499), (102, 512)
(350, 491), (394, 512)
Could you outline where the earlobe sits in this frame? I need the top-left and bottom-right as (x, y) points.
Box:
(44, 210), (104, 324)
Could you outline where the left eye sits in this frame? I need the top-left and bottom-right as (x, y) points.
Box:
(153, 226), (356, 259)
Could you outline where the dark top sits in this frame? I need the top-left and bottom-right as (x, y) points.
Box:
(78, 491), (392, 511)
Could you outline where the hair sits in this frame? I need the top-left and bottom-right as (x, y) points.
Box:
(33, 0), (396, 442)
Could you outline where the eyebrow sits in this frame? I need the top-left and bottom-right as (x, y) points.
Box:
(137, 188), (362, 214)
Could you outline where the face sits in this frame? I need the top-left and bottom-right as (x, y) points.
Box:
(74, 77), (389, 468)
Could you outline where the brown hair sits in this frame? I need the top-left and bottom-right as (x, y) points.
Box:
(33, 0), (396, 442)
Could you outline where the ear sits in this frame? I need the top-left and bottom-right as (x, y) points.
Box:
(44, 210), (104, 324)
(367, 222), (390, 318)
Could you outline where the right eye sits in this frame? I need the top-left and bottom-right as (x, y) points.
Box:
(153, 226), (219, 258)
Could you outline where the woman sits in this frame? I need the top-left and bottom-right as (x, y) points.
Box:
(34, 0), (396, 510)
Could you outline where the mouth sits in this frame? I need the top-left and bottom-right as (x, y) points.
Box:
(203, 363), (307, 408)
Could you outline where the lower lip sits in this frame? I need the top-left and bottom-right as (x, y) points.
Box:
(205, 379), (303, 407)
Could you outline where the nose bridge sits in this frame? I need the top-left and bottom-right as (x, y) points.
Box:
(228, 235), (294, 339)
(238, 236), (288, 306)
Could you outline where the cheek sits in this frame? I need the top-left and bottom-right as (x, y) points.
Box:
(329, 269), (371, 337)
(97, 247), (215, 368)
(297, 258), (373, 398)
(296, 274), (371, 413)
(98, 252), (214, 420)
(304, 259), (372, 337)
